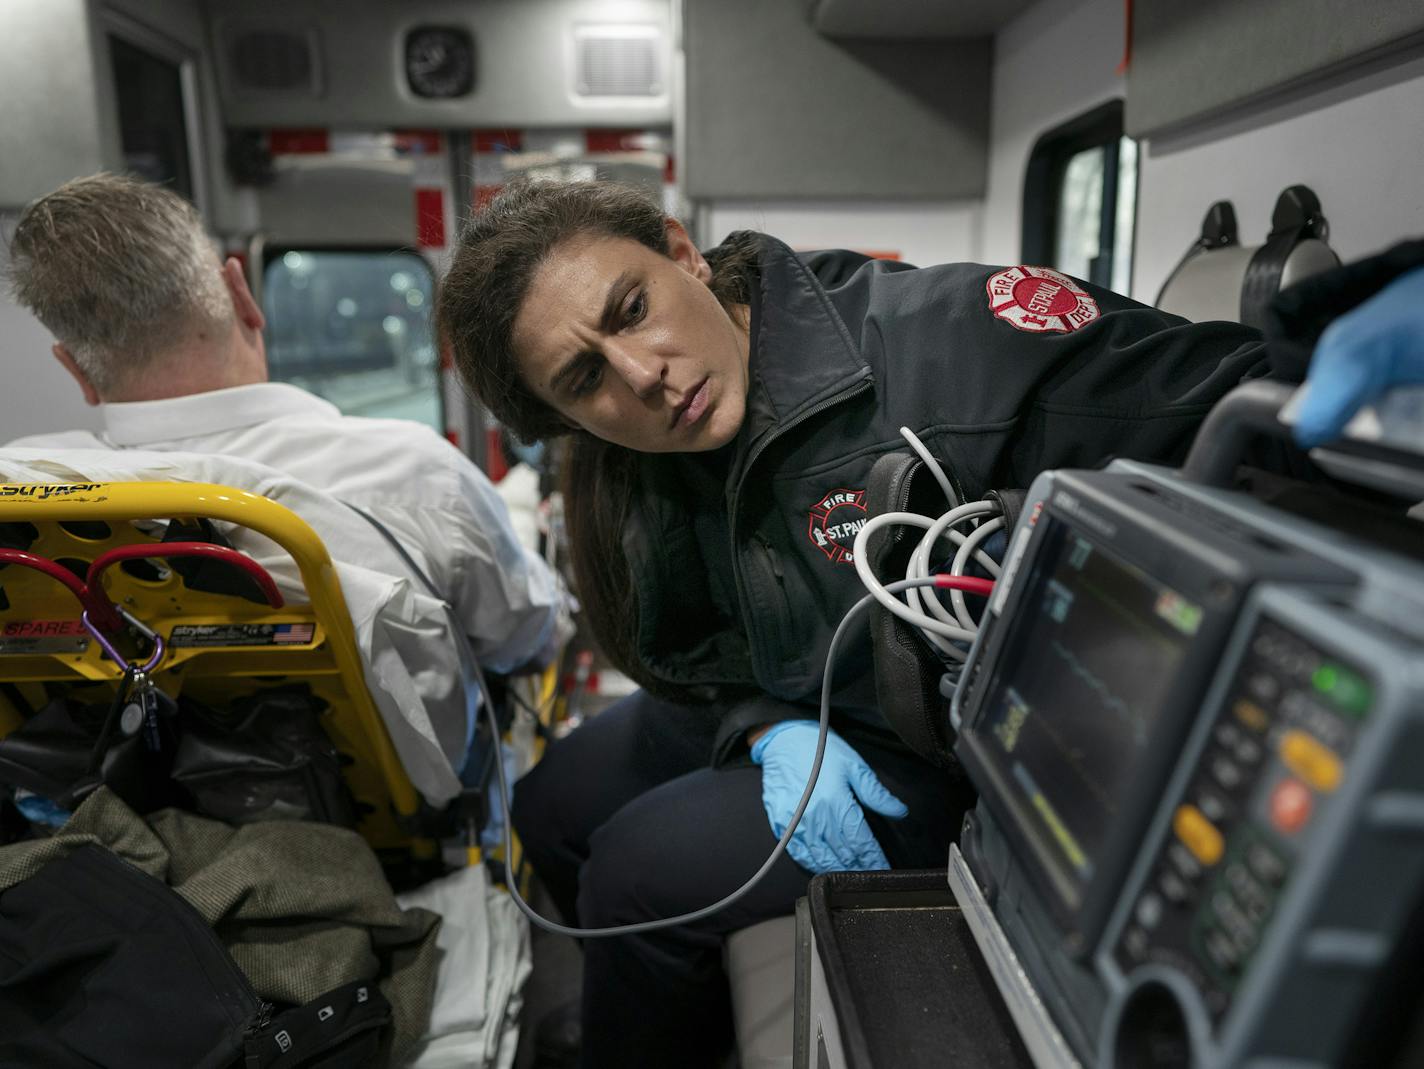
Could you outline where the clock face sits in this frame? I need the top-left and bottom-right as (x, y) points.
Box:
(405, 26), (475, 99)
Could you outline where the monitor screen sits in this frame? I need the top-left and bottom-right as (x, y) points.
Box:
(978, 521), (1202, 907)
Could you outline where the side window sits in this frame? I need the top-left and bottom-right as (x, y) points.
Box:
(261, 249), (442, 432)
(1022, 100), (1138, 294)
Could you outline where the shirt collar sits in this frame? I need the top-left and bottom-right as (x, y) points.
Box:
(100, 382), (341, 446)
(735, 232), (872, 442)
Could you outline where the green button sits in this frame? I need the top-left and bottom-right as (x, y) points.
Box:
(1313, 663), (1372, 718)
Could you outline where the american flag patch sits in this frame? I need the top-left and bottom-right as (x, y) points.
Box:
(274, 623), (316, 644)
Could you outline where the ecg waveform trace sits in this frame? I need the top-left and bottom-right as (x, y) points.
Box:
(1047, 636), (1145, 743)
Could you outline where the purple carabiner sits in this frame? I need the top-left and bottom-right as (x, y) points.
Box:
(81, 610), (166, 675)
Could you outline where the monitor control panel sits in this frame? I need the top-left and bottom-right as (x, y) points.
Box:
(1112, 617), (1370, 1027)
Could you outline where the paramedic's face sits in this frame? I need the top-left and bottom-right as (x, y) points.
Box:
(512, 223), (752, 453)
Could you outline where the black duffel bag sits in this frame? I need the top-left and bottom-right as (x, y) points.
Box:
(0, 683), (355, 829)
(0, 844), (391, 1069)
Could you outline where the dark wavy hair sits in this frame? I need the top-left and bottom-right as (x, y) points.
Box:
(438, 177), (753, 442)
(438, 177), (757, 700)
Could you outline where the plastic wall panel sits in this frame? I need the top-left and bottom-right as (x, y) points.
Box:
(0, 0), (107, 209)
(809, 0), (1034, 40)
(683, 0), (990, 200)
(205, 0), (672, 130)
(980, 0), (1124, 268)
(0, 214), (105, 441)
(1126, 0), (1424, 138)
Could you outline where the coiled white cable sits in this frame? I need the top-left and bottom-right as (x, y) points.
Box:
(852, 513), (977, 646)
(948, 516), (1003, 629)
(905, 501), (1000, 635)
(852, 430), (1004, 657)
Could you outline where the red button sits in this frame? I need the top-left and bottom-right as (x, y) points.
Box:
(1270, 777), (1313, 835)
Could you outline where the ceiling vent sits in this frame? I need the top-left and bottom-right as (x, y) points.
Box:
(573, 24), (663, 98)
(224, 24), (323, 96)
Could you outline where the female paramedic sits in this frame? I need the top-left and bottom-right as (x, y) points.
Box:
(437, 178), (1267, 1068)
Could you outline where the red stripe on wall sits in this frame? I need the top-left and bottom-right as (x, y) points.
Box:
(584, 129), (644, 154)
(415, 188), (446, 248)
(473, 185), (503, 212)
(268, 129), (329, 154)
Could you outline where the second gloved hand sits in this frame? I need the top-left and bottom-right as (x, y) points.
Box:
(1294, 265), (1424, 447)
(750, 720), (908, 874)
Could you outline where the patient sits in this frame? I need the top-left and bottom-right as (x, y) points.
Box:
(4, 173), (572, 804)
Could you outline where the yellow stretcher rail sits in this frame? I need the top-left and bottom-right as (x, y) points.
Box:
(0, 481), (421, 847)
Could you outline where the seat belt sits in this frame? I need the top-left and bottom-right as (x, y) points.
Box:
(343, 503), (482, 776)
(1240, 185), (1329, 330)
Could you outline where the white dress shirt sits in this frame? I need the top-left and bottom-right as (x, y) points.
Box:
(7, 383), (571, 805)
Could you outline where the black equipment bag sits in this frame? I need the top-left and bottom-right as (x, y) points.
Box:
(0, 684), (355, 828)
(865, 451), (957, 767)
(0, 844), (392, 1069)
(0, 686), (185, 816)
(171, 685), (357, 828)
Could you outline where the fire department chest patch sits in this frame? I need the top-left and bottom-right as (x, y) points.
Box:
(808, 488), (867, 565)
(986, 265), (1100, 334)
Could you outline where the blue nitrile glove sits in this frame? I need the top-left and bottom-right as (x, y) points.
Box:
(1294, 266), (1424, 447)
(750, 720), (908, 874)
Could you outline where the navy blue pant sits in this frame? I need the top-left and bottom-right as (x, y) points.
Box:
(511, 690), (971, 1069)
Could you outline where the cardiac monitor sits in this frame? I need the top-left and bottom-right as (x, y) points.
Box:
(949, 382), (1424, 1068)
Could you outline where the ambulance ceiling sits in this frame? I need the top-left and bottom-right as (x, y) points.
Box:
(808, 0), (1035, 39)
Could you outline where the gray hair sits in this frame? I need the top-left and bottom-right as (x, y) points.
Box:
(7, 173), (231, 396)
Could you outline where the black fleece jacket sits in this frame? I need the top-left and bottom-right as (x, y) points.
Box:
(618, 233), (1269, 764)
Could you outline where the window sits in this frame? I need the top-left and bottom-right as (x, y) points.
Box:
(1022, 100), (1138, 294)
(102, 10), (209, 212)
(110, 35), (194, 199)
(262, 249), (442, 432)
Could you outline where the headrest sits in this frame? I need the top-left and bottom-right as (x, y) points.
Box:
(1156, 187), (1341, 326)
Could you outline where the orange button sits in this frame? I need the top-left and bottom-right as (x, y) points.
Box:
(1270, 777), (1313, 835)
(1233, 699), (1269, 733)
(1280, 730), (1342, 793)
(1174, 804), (1224, 866)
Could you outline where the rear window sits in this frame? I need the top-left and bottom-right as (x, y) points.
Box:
(262, 249), (441, 431)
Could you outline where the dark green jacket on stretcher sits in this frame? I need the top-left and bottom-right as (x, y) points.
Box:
(622, 233), (1267, 762)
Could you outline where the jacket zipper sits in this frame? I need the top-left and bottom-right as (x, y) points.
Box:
(243, 1002), (276, 1069)
(729, 377), (873, 686)
(756, 535), (785, 582)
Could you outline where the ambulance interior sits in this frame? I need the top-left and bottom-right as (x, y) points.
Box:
(1, 1), (1423, 1066)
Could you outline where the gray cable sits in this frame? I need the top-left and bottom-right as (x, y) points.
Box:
(481, 576), (940, 938)
(345, 499), (939, 937)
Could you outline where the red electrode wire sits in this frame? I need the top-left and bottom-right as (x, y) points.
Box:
(933, 574), (995, 597)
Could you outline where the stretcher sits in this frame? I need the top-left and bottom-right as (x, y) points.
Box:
(0, 480), (422, 853)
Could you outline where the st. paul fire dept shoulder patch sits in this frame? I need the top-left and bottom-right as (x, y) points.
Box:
(808, 488), (868, 565)
(986, 265), (1100, 334)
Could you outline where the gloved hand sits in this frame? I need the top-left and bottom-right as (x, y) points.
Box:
(750, 720), (908, 874)
(1294, 266), (1424, 447)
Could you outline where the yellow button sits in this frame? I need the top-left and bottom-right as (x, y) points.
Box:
(1234, 699), (1268, 733)
(1174, 804), (1224, 867)
(1280, 730), (1342, 793)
